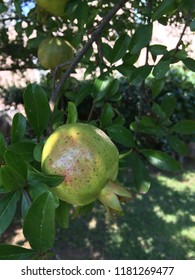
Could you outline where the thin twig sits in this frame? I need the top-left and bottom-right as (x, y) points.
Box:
(50, 0), (129, 109)
(173, 15), (191, 56)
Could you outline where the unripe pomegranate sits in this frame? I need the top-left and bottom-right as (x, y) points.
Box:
(35, 0), (68, 17)
(41, 123), (131, 215)
(38, 37), (73, 69)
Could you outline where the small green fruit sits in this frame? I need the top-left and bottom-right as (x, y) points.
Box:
(38, 37), (73, 69)
(35, 0), (68, 17)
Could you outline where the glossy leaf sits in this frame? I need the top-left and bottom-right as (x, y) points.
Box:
(66, 102), (78, 124)
(107, 79), (120, 98)
(0, 192), (20, 234)
(93, 75), (111, 101)
(23, 83), (51, 138)
(0, 132), (6, 162)
(152, 0), (177, 21)
(190, 21), (195, 32)
(130, 65), (153, 85)
(153, 59), (170, 79)
(100, 103), (114, 128)
(122, 52), (140, 65)
(23, 192), (55, 252)
(111, 34), (131, 64)
(33, 142), (43, 162)
(0, 3), (8, 13)
(149, 44), (167, 56)
(167, 135), (188, 156)
(7, 141), (36, 162)
(21, 192), (31, 220)
(27, 165), (64, 188)
(183, 58), (195, 72)
(129, 24), (153, 54)
(152, 79), (165, 98)
(130, 152), (151, 193)
(101, 43), (113, 64)
(107, 125), (134, 147)
(171, 120), (195, 134)
(56, 201), (71, 229)
(161, 95), (176, 118)
(0, 244), (36, 260)
(11, 113), (26, 143)
(130, 117), (165, 136)
(1, 166), (26, 191)
(141, 149), (181, 172)
(4, 151), (27, 179)
(152, 103), (166, 120)
(29, 182), (50, 201)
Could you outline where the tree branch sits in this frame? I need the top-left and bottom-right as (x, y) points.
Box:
(50, 0), (129, 110)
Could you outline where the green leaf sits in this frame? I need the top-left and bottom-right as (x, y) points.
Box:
(0, 244), (36, 260)
(122, 52), (140, 65)
(130, 153), (151, 193)
(27, 165), (64, 188)
(4, 151), (27, 179)
(171, 120), (195, 134)
(130, 117), (165, 136)
(56, 201), (71, 229)
(23, 83), (51, 138)
(152, 103), (166, 120)
(66, 102), (78, 124)
(100, 103), (114, 128)
(75, 1), (89, 28)
(29, 182), (50, 201)
(93, 75), (111, 101)
(116, 64), (135, 78)
(152, 78), (165, 98)
(0, 192), (20, 234)
(11, 113), (26, 143)
(111, 34), (131, 64)
(130, 65), (152, 85)
(141, 149), (181, 172)
(102, 43), (113, 64)
(153, 59), (170, 79)
(33, 142), (43, 162)
(0, 3), (7, 13)
(23, 192), (55, 252)
(167, 135), (188, 156)
(129, 24), (153, 54)
(107, 125), (134, 147)
(7, 141), (36, 162)
(0, 132), (6, 162)
(21, 192), (31, 220)
(161, 95), (176, 118)
(190, 20), (195, 32)
(74, 83), (92, 105)
(183, 58), (195, 72)
(149, 44), (167, 56)
(152, 0), (177, 21)
(1, 166), (26, 191)
(14, 0), (22, 16)
(107, 79), (120, 98)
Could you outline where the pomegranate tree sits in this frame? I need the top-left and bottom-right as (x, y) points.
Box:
(41, 123), (131, 215)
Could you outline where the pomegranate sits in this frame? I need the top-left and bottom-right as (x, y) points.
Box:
(38, 37), (73, 69)
(35, 0), (68, 17)
(41, 123), (131, 215)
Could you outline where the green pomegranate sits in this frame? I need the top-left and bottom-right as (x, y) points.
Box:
(41, 123), (131, 215)
(38, 37), (73, 69)
(35, 0), (68, 17)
